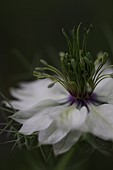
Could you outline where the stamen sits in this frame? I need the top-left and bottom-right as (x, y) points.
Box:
(34, 24), (113, 103)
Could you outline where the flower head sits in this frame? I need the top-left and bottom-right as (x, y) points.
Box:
(8, 24), (113, 155)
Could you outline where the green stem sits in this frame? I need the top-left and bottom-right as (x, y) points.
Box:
(54, 150), (74, 170)
(54, 143), (79, 170)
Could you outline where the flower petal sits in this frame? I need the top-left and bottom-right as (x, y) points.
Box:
(38, 122), (69, 144)
(53, 131), (81, 155)
(19, 116), (52, 135)
(11, 99), (59, 122)
(87, 104), (113, 140)
(50, 105), (88, 130)
(9, 79), (69, 110)
(11, 100), (60, 135)
(94, 78), (113, 104)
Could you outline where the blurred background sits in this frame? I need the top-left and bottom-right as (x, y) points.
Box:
(0, 0), (113, 169)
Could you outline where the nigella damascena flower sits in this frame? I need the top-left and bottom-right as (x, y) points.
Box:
(8, 24), (113, 155)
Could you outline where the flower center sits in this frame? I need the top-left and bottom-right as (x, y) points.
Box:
(68, 93), (107, 109)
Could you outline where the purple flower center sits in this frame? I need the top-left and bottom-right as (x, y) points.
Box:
(68, 93), (106, 109)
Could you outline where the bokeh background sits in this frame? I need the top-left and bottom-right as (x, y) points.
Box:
(0, 0), (113, 169)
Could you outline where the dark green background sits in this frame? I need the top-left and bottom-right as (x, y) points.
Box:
(0, 0), (113, 169)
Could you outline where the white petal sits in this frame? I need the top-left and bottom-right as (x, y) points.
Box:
(87, 104), (113, 140)
(11, 100), (59, 135)
(53, 131), (81, 155)
(3, 100), (24, 110)
(94, 77), (113, 104)
(11, 99), (58, 122)
(9, 79), (69, 110)
(50, 105), (88, 130)
(19, 116), (52, 135)
(38, 122), (69, 144)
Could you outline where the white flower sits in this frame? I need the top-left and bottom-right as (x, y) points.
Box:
(7, 25), (113, 155)
(9, 75), (113, 155)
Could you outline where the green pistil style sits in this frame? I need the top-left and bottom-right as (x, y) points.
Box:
(33, 23), (113, 100)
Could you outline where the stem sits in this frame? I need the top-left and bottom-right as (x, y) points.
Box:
(54, 150), (74, 170)
(54, 143), (79, 170)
